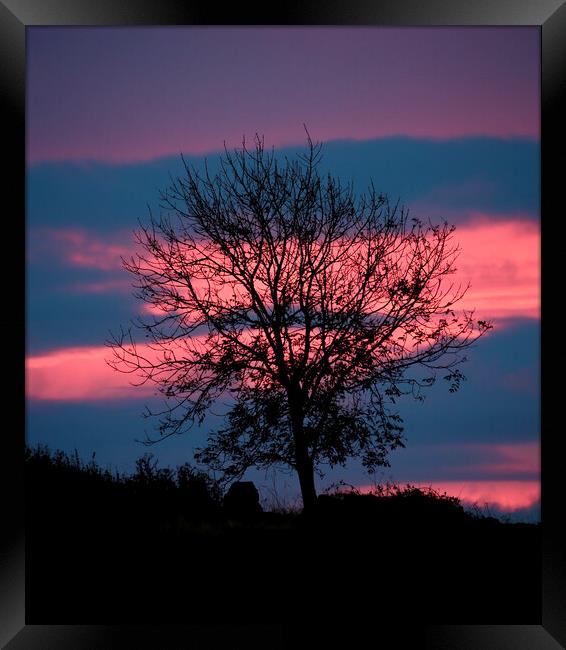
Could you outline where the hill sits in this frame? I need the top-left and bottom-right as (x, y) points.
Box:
(25, 445), (540, 625)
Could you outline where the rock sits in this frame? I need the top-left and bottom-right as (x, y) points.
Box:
(223, 481), (263, 520)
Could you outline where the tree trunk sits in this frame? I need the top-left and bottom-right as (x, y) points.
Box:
(296, 451), (317, 512)
(288, 388), (317, 512)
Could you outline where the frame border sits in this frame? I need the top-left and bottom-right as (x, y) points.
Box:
(4, 1), (564, 647)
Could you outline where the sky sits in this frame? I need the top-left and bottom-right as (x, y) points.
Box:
(26, 26), (540, 521)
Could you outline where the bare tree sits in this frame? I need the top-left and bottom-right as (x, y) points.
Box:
(108, 134), (491, 511)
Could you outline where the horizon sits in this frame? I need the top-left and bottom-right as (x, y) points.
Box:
(26, 26), (540, 523)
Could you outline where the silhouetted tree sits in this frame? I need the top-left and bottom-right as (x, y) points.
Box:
(109, 133), (491, 511)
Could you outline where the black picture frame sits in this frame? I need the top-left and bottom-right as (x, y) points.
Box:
(4, 1), (564, 647)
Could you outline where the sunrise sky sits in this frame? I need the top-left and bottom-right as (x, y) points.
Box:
(26, 27), (540, 520)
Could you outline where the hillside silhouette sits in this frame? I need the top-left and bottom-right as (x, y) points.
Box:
(26, 445), (540, 625)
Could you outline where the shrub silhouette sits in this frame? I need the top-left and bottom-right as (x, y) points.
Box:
(25, 444), (223, 531)
(312, 483), (470, 532)
(26, 444), (499, 531)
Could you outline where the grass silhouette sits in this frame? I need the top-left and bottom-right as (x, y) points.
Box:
(26, 445), (540, 624)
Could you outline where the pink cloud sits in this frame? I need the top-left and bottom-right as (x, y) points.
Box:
(27, 216), (540, 402)
(28, 215), (539, 402)
(26, 331), (283, 402)
(424, 481), (540, 512)
(26, 336), (226, 402)
(26, 345), (155, 401)
(66, 279), (133, 294)
(31, 228), (133, 271)
(396, 441), (539, 480)
(140, 303), (171, 316)
(355, 480), (539, 513)
(33, 215), (539, 321)
(456, 441), (539, 476)
(453, 217), (539, 322)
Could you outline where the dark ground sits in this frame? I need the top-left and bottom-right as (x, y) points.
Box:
(25, 447), (541, 627)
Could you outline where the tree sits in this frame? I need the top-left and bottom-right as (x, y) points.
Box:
(108, 134), (491, 511)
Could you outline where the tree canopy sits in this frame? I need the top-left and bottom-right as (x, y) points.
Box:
(109, 134), (491, 510)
